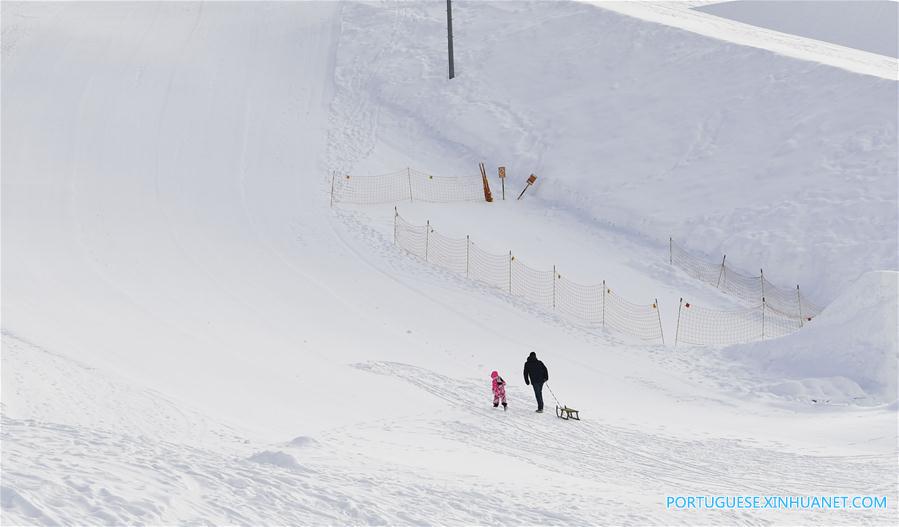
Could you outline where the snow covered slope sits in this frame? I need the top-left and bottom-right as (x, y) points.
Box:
(695, 0), (899, 59)
(2, 1), (897, 524)
(596, 0), (899, 78)
(333, 0), (897, 304)
(723, 271), (898, 405)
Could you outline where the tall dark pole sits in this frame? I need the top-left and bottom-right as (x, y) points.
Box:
(447, 0), (455, 79)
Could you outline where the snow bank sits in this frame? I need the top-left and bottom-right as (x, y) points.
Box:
(288, 436), (318, 448)
(723, 271), (898, 404)
(247, 451), (307, 472)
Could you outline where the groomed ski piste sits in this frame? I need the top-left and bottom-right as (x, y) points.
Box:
(2, 1), (897, 525)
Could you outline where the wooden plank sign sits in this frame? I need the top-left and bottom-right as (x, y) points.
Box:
(517, 173), (537, 200)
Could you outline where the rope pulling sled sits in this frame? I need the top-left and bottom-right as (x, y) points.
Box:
(546, 382), (580, 421)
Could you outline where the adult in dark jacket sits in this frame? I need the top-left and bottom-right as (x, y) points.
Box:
(523, 351), (549, 412)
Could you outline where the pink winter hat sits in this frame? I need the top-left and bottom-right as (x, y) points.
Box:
(490, 371), (498, 378)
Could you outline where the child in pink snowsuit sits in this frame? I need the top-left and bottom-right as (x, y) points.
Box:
(491, 371), (507, 410)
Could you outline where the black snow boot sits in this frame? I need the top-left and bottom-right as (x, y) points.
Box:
(502, 402), (507, 411)
(493, 402), (499, 408)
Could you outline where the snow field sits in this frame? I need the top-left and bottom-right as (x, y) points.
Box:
(2, 0), (897, 524)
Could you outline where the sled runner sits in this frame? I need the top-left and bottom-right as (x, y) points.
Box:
(556, 405), (580, 420)
(545, 383), (579, 421)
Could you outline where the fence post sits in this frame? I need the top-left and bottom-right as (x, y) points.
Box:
(508, 251), (513, 294)
(675, 298), (683, 347)
(466, 235), (470, 278)
(446, 0), (455, 79)
(655, 298), (665, 346)
(797, 284), (803, 328)
(761, 297), (766, 339)
(760, 268), (765, 302)
(330, 171), (336, 208)
(393, 206), (398, 245)
(552, 265), (556, 310)
(602, 280), (606, 328)
(408, 167), (413, 202)
(716, 254), (727, 288)
(425, 220), (430, 261)
(669, 237), (672, 265)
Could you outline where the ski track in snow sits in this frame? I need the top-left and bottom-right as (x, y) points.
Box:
(340, 360), (895, 525)
(324, 211), (896, 524)
(350, 361), (895, 495)
(2, 414), (605, 525)
(3, 360), (894, 526)
(326, 205), (854, 412)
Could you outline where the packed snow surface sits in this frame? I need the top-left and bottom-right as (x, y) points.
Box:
(2, 1), (897, 524)
(695, 1), (899, 58)
(594, 1), (899, 79)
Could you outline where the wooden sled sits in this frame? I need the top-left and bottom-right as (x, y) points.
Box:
(556, 405), (580, 420)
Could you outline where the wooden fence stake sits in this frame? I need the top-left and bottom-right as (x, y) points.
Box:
(480, 162), (493, 202)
